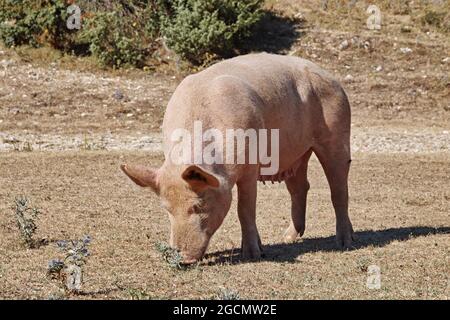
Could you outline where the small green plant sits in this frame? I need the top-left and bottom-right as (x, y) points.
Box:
(47, 235), (92, 294)
(13, 196), (41, 248)
(421, 10), (446, 28)
(79, 135), (106, 151)
(47, 291), (66, 300)
(419, 2), (450, 33)
(154, 241), (186, 270)
(22, 141), (33, 152)
(356, 257), (371, 272)
(127, 288), (153, 300)
(80, 135), (92, 151)
(11, 141), (33, 152)
(215, 287), (240, 300)
(3, 137), (33, 152)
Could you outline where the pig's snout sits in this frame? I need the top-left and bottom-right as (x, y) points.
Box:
(178, 248), (206, 265)
(170, 224), (211, 265)
(180, 254), (199, 265)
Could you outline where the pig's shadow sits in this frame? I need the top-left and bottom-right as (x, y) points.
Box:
(204, 226), (450, 265)
(238, 10), (305, 55)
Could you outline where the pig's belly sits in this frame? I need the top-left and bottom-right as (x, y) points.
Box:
(258, 140), (311, 184)
(257, 156), (306, 183)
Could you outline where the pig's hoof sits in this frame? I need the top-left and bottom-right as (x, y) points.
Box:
(283, 228), (298, 243)
(336, 226), (355, 249)
(241, 244), (262, 260)
(283, 224), (304, 243)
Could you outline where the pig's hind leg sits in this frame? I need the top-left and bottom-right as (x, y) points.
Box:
(313, 139), (355, 249)
(283, 149), (313, 243)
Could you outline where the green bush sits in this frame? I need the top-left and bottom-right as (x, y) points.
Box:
(0, 0), (73, 49)
(421, 9), (450, 33)
(78, 1), (152, 67)
(160, 0), (264, 64)
(0, 0), (265, 67)
(421, 10), (445, 28)
(80, 12), (146, 68)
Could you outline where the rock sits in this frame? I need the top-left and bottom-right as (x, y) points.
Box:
(400, 47), (412, 54)
(442, 57), (450, 64)
(113, 89), (124, 101)
(344, 74), (354, 83)
(375, 66), (383, 72)
(9, 107), (20, 115)
(338, 40), (350, 51)
(0, 59), (14, 67)
(401, 26), (412, 33)
(294, 12), (306, 22)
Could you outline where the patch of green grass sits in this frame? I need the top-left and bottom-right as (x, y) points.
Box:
(47, 236), (92, 294)
(13, 196), (41, 248)
(154, 241), (186, 270)
(214, 287), (241, 300)
(420, 9), (449, 32)
(127, 288), (154, 300)
(79, 135), (106, 151)
(356, 256), (371, 272)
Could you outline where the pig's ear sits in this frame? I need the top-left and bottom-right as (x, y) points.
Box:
(182, 165), (220, 192)
(121, 164), (160, 194)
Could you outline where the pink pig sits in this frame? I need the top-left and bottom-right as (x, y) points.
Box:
(122, 53), (355, 263)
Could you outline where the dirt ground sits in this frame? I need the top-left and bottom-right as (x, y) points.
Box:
(0, 152), (449, 299)
(0, 1), (449, 300)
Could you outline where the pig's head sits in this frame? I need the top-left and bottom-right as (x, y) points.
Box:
(121, 163), (232, 264)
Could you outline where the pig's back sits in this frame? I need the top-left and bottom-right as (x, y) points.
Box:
(163, 53), (347, 151)
(163, 53), (350, 172)
(196, 52), (342, 118)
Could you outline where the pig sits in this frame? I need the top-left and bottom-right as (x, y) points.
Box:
(121, 53), (355, 264)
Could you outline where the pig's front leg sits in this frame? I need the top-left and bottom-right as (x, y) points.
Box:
(237, 175), (263, 260)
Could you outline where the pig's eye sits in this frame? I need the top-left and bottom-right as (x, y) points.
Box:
(188, 204), (202, 214)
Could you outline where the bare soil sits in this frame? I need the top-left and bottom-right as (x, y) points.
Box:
(0, 152), (448, 299)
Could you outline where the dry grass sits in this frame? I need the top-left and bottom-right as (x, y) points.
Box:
(0, 151), (448, 299)
(279, 0), (450, 128)
(271, 0), (450, 35)
(0, 0), (449, 300)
